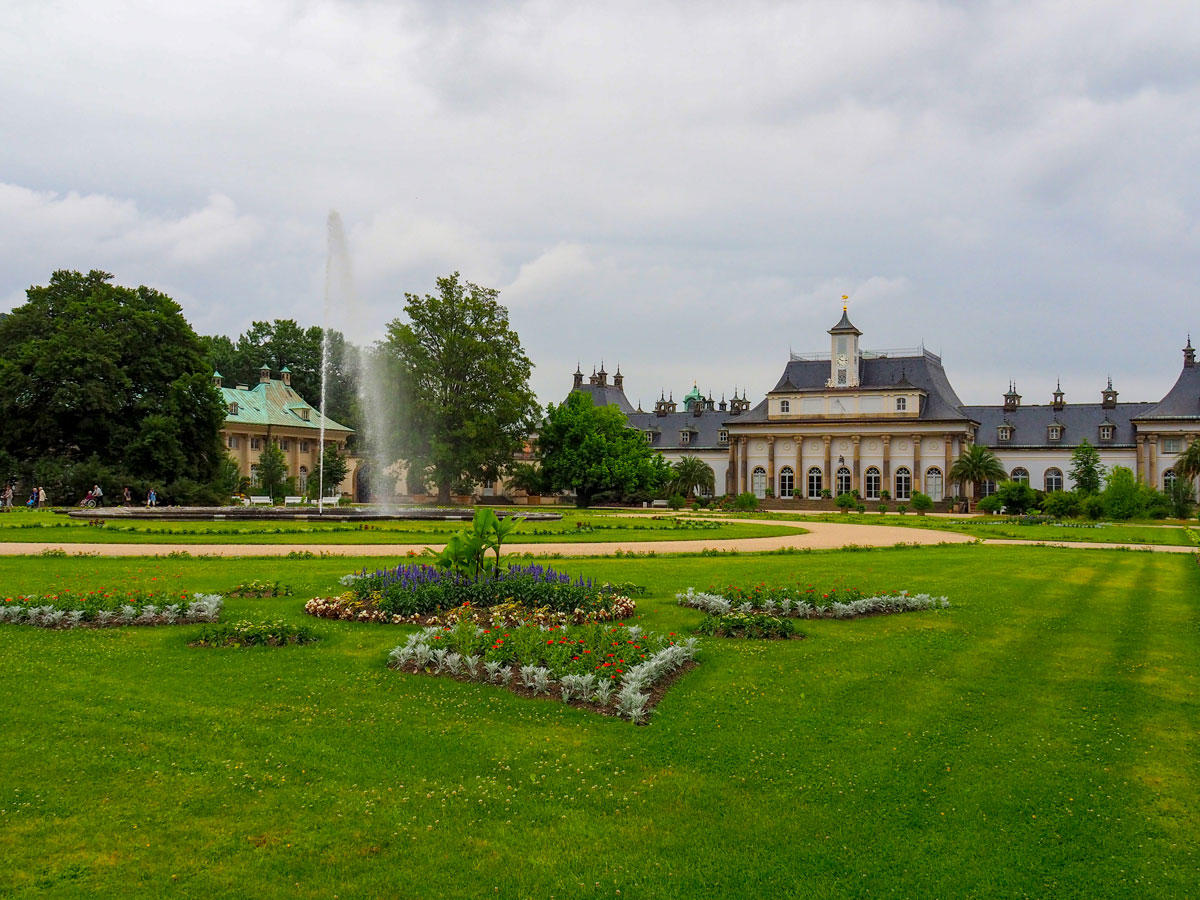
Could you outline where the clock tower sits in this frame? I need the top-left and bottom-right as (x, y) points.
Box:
(828, 301), (862, 388)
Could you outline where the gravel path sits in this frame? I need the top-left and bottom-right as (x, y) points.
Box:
(0, 519), (972, 557)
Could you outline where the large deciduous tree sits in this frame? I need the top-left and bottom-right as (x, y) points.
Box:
(538, 391), (672, 507)
(383, 273), (541, 504)
(0, 270), (226, 500)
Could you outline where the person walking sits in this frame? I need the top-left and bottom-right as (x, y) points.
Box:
(123, 486), (132, 506)
(2, 483), (12, 508)
(146, 488), (157, 507)
(92, 483), (104, 507)
(38, 486), (47, 508)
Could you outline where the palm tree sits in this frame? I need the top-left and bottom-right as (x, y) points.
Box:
(949, 444), (1006, 507)
(671, 456), (715, 499)
(1175, 437), (1200, 499)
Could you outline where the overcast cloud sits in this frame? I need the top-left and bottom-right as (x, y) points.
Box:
(2, 0), (1198, 408)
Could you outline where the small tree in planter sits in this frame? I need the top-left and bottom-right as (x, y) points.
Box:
(910, 491), (934, 515)
(819, 488), (832, 500)
(880, 490), (891, 502)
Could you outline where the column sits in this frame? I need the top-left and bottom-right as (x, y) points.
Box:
(912, 434), (923, 493)
(728, 438), (737, 496)
(823, 435), (832, 495)
(1136, 436), (1145, 484)
(944, 434), (953, 491)
(739, 437), (748, 495)
(766, 436), (776, 495)
(882, 435), (892, 494)
(1149, 436), (1159, 489)
(851, 435), (861, 493)
(794, 435), (804, 497)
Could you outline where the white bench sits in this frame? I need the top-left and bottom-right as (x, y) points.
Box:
(649, 499), (669, 508)
(284, 496), (306, 506)
(250, 495), (272, 505)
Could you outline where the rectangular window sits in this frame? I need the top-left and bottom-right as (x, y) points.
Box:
(645, 432), (654, 444)
(1163, 438), (1182, 453)
(998, 426), (1011, 442)
(250, 438), (262, 451)
(279, 439), (290, 451)
(300, 440), (310, 453)
(680, 432), (691, 445)
(227, 435), (239, 449)
(718, 430), (728, 444)
(779, 400), (790, 413)
(1099, 425), (1114, 441)
(1048, 426), (1062, 441)
(896, 397), (907, 411)
(837, 369), (847, 385)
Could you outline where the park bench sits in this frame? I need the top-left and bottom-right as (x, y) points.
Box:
(649, 499), (669, 508)
(249, 495), (272, 505)
(283, 496), (306, 506)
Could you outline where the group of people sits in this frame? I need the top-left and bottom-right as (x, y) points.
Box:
(0, 482), (160, 509)
(2, 483), (47, 508)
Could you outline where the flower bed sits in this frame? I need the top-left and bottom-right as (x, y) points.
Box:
(0, 589), (223, 628)
(387, 621), (699, 723)
(677, 585), (949, 620)
(225, 580), (293, 598)
(696, 612), (800, 639)
(190, 620), (317, 647)
(307, 563), (637, 625)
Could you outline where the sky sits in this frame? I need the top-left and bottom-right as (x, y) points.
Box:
(2, 0), (1198, 409)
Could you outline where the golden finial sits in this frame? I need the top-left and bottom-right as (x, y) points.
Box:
(841, 294), (848, 311)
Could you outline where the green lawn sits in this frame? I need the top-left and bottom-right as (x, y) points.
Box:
(715, 509), (1198, 546)
(0, 508), (796, 545)
(1, 545), (1197, 898)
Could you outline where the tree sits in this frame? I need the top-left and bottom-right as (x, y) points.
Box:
(256, 442), (288, 499)
(1101, 465), (1143, 520)
(0, 270), (226, 499)
(948, 444), (1006, 503)
(317, 445), (350, 498)
(910, 491), (934, 514)
(383, 273), (541, 504)
(1175, 438), (1200, 488)
(538, 391), (672, 507)
(994, 480), (1038, 514)
(506, 462), (547, 496)
(671, 456), (715, 499)
(1069, 440), (1106, 495)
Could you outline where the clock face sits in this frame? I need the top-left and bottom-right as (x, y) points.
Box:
(836, 354), (847, 367)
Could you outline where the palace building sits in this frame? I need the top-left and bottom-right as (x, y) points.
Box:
(215, 365), (357, 496)
(570, 309), (1200, 502)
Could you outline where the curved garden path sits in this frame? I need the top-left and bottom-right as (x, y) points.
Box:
(0, 518), (972, 557)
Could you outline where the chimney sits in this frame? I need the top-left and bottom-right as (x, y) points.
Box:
(280, 365), (292, 386)
(613, 365), (623, 390)
(212, 370), (223, 388)
(1051, 379), (1064, 411)
(572, 363), (583, 390)
(259, 364), (271, 384)
(1185, 335), (1196, 369)
(597, 361), (608, 386)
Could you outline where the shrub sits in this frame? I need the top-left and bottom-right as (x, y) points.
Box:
(1042, 491), (1081, 518)
(0, 589), (222, 628)
(666, 494), (686, 510)
(678, 586), (949, 620)
(880, 490), (891, 501)
(732, 492), (759, 512)
(835, 492), (856, 513)
(819, 488), (832, 499)
(910, 491), (933, 514)
(994, 480), (1038, 514)
(896, 504), (909, 515)
(976, 495), (1002, 514)
(877, 503), (887, 514)
(226, 580), (292, 598)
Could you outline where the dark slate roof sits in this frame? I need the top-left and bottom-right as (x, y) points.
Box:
(963, 402), (1155, 448)
(734, 351), (970, 423)
(572, 382), (636, 415)
(1135, 363), (1200, 420)
(628, 409), (729, 450)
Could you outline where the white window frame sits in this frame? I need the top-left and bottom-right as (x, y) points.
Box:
(779, 466), (794, 499)
(835, 466), (852, 496)
(807, 467), (823, 499)
(1099, 425), (1114, 441)
(779, 400), (790, 413)
(718, 430), (728, 444)
(925, 467), (943, 502)
(998, 426), (1012, 442)
(1045, 468), (1064, 492)
(752, 466), (767, 499)
(1011, 467), (1030, 485)
(896, 397), (907, 412)
(894, 467), (912, 501)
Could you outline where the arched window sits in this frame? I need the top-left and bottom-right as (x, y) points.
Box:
(925, 467), (943, 501)
(895, 467), (912, 501)
(779, 466), (794, 499)
(780, 400), (790, 413)
(864, 466), (881, 500)
(896, 397), (907, 411)
(836, 466), (852, 496)
(1045, 468), (1064, 493)
(752, 466), (767, 499)
(1163, 469), (1176, 493)
(1011, 467), (1030, 485)
(808, 467), (823, 499)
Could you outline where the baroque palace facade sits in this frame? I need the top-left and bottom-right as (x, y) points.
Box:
(571, 308), (1200, 502)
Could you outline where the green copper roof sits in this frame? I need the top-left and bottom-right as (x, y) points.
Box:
(221, 377), (352, 433)
(682, 383), (704, 404)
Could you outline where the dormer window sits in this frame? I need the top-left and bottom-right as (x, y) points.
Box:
(679, 431), (691, 445)
(1099, 424), (1114, 441)
(1048, 425), (1062, 441)
(644, 431), (654, 444)
(228, 402), (239, 416)
(896, 397), (907, 412)
(780, 400), (790, 413)
(718, 429), (729, 444)
(998, 425), (1012, 442)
